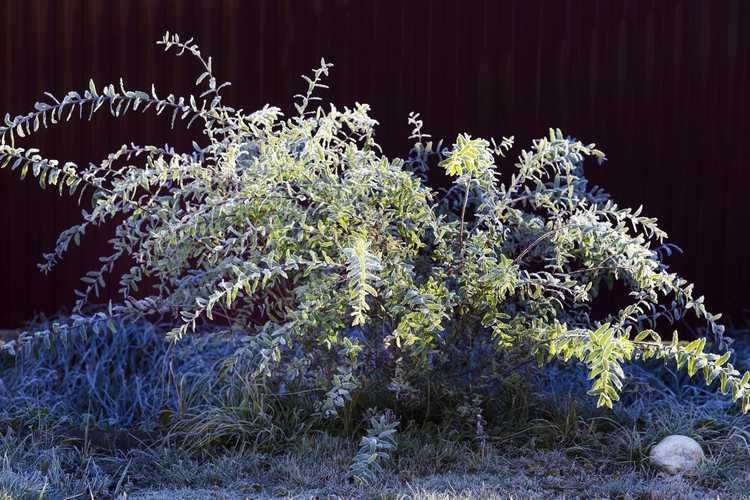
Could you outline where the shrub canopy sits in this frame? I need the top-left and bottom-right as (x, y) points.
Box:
(1, 33), (747, 417)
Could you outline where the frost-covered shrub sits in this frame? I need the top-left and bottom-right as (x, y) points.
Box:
(1, 32), (748, 420)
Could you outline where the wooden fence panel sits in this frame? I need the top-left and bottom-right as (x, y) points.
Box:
(0, 0), (748, 327)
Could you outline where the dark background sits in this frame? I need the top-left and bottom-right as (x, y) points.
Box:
(0, 0), (748, 328)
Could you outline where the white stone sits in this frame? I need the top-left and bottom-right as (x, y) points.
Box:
(649, 435), (705, 475)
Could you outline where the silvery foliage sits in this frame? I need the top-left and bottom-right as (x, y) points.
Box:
(1, 32), (748, 417)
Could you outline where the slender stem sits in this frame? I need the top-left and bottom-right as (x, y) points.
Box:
(513, 222), (588, 266)
(513, 228), (557, 265)
(458, 182), (470, 254)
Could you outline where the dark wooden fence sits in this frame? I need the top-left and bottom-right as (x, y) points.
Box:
(0, 0), (748, 327)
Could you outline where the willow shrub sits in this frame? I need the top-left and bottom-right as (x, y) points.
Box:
(1, 33), (748, 421)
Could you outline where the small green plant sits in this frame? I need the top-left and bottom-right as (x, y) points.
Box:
(347, 410), (399, 484)
(1, 31), (747, 431)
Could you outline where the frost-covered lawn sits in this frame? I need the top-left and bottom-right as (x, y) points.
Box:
(123, 442), (736, 499)
(2, 429), (743, 499)
(2, 323), (750, 499)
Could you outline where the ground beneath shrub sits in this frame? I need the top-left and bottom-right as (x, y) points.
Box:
(5, 326), (750, 499)
(101, 426), (750, 500)
(5, 424), (737, 499)
(118, 437), (733, 499)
